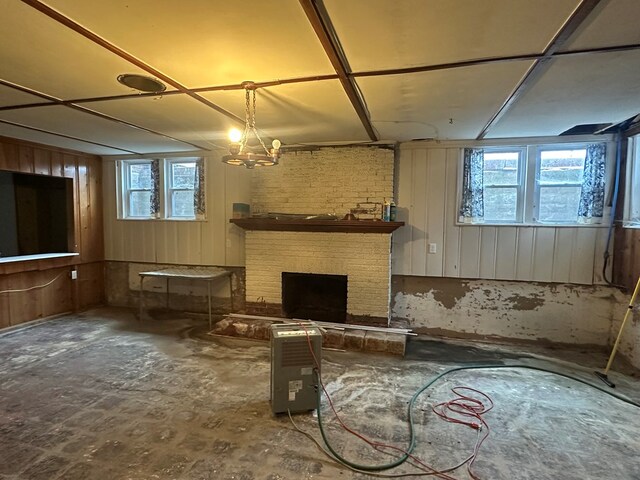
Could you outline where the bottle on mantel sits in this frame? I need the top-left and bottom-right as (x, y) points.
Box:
(383, 199), (391, 221)
(389, 200), (397, 222)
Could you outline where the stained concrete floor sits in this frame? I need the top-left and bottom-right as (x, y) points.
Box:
(1, 307), (639, 480)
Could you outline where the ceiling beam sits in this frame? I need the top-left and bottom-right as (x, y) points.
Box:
(0, 78), (60, 103)
(476, 0), (605, 140)
(21, 0), (244, 125)
(0, 74), (341, 112)
(0, 80), (207, 151)
(299, 0), (378, 141)
(5, 36), (639, 112)
(192, 74), (340, 93)
(354, 54), (540, 78)
(0, 119), (137, 154)
(3, 25), (638, 112)
(353, 43), (640, 79)
(67, 104), (208, 151)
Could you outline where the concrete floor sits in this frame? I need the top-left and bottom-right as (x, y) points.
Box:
(1, 308), (639, 480)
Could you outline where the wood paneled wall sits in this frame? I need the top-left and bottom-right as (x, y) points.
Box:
(393, 143), (612, 285)
(102, 155), (251, 266)
(0, 136), (104, 329)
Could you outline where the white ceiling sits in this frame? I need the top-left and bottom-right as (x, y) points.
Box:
(323, 0), (580, 71)
(356, 60), (535, 141)
(488, 49), (640, 138)
(0, 0), (639, 156)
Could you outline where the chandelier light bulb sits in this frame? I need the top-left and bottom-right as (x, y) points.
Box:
(228, 128), (242, 143)
(272, 139), (281, 150)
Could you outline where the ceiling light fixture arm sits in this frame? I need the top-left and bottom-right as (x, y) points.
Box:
(222, 82), (281, 169)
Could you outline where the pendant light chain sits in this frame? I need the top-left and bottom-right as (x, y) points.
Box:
(248, 87), (269, 154)
(241, 87), (252, 152)
(221, 81), (281, 169)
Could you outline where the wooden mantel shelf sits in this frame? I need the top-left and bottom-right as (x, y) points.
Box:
(229, 218), (404, 233)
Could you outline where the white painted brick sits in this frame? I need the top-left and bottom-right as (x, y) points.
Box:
(245, 231), (392, 319)
(246, 147), (395, 319)
(251, 147), (394, 217)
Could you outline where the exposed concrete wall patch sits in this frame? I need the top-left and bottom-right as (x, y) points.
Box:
(504, 293), (546, 311)
(392, 275), (625, 347)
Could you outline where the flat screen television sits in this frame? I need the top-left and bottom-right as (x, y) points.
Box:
(0, 170), (74, 258)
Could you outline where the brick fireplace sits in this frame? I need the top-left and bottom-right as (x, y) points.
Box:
(239, 146), (397, 325)
(245, 230), (392, 323)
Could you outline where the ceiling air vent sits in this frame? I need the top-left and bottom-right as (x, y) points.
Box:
(117, 74), (166, 93)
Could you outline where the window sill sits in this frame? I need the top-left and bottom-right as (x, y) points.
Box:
(456, 222), (610, 228)
(622, 222), (640, 229)
(117, 217), (206, 223)
(0, 252), (79, 264)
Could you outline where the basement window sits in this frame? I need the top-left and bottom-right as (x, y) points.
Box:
(116, 158), (205, 220)
(121, 160), (154, 218)
(458, 142), (610, 226)
(623, 135), (640, 227)
(481, 148), (525, 223)
(166, 159), (197, 218)
(535, 147), (586, 223)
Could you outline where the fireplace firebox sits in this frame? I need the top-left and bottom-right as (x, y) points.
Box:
(281, 272), (347, 323)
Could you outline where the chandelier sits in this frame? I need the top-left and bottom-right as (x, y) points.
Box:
(222, 82), (281, 169)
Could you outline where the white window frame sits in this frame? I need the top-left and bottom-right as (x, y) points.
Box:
(532, 144), (588, 224)
(481, 147), (526, 224)
(117, 160), (156, 219)
(116, 157), (203, 221)
(623, 135), (640, 227)
(458, 141), (611, 227)
(165, 158), (199, 219)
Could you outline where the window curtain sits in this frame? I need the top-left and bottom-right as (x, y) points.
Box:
(458, 148), (484, 223)
(150, 159), (161, 218)
(193, 159), (206, 219)
(577, 143), (606, 224)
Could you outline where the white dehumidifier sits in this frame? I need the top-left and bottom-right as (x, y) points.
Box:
(270, 324), (322, 414)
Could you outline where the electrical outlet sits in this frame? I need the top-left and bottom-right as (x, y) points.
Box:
(71, 270), (78, 280)
(428, 243), (437, 254)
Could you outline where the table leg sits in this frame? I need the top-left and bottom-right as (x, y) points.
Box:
(208, 281), (212, 330)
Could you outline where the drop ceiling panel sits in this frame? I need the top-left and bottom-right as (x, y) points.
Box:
(562, 0), (640, 51)
(324, 0), (580, 72)
(487, 50), (640, 138)
(43, 0), (334, 88)
(356, 61), (534, 141)
(0, 85), (50, 108)
(200, 80), (369, 144)
(82, 94), (236, 150)
(0, 106), (195, 154)
(0, 1), (155, 100)
(0, 121), (125, 155)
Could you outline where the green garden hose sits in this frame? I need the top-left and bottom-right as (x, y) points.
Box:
(315, 364), (640, 472)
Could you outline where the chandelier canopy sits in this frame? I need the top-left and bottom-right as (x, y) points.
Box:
(222, 82), (281, 169)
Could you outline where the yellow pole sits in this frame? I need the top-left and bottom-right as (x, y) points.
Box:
(603, 275), (640, 375)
